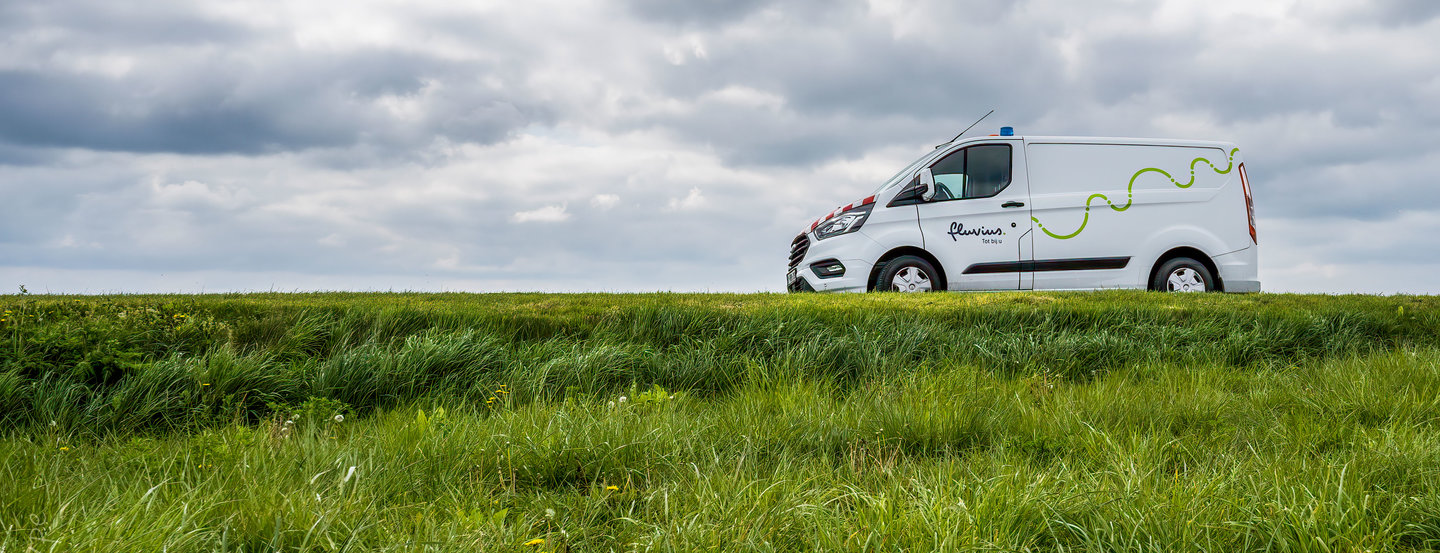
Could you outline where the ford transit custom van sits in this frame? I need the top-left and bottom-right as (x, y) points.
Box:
(786, 130), (1259, 293)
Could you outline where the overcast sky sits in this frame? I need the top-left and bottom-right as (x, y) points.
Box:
(2, 0), (1439, 294)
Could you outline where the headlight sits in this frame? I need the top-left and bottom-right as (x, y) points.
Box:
(814, 204), (873, 240)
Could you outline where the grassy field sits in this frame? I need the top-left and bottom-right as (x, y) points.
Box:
(2, 291), (1440, 551)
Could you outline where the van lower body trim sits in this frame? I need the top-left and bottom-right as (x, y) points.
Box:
(963, 256), (1131, 275)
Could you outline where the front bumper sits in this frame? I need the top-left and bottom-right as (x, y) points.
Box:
(785, 231), (882, 293)
(786, 273), (815, 292)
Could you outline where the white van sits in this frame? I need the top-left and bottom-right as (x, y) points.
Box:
(786, 130), (1259, 293)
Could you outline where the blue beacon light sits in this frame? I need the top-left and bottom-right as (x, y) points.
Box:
(999, 126), (1014, 136)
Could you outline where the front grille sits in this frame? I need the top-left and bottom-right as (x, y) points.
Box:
(788, 233), (810, 270)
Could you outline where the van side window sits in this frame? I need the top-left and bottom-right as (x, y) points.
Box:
(962, 144), (1011, 199)
(924, 144), (1013, 202)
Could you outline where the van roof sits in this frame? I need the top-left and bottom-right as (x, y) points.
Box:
(952, 135), (1238, 150)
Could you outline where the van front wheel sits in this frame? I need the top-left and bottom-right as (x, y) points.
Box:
(876, 255), (942, 292)
(1153, 257), (1214, 292)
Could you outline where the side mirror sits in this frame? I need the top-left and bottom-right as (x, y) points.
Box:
(918, 168), (936, 201)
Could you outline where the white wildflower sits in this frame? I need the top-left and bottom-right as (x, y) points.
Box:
(333, 414), (344, 423)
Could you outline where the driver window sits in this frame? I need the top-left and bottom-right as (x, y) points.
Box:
(928, 149), (965, 201)
(926, 144), (1013, 201)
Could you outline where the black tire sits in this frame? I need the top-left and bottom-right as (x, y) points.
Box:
(874, 255), (944, 292)
(1151, 257), (1215, 292)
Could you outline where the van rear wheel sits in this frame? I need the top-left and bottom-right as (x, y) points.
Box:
(1153, 257), (1214, 292)
(875, 255), (942, 292)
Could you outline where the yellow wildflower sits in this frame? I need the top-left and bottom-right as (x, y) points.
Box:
(60, 446), (69, 451)
(524, 538), (545, 547)
(606, 485), (619, 491)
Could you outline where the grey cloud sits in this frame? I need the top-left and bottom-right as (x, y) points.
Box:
(622, 0), (855, 27)
(0, 0), (255, 46)
(624, 0), (772, 25)
(627, 102), (916, 167)
(0, 51), (548, 154)
(657, 25), (1062, 119)
(1293, 0), (1440, 29)
(1249, 152), (1440, 221)
(0, 1), (553, 155)
(622, 13), (1065, 167)
(0, 70), (342, 154)
(0, 144), (56, 167)
(1372, 0), (1440, 25)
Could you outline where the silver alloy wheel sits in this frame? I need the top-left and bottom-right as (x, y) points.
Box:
(891, 266), (933, 292)
(1166, 267), (1206, 292)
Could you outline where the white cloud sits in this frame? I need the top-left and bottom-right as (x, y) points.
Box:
(511, 204), (570, 223)
(667, 187), (706, 211)
(590, 194), (620, 209)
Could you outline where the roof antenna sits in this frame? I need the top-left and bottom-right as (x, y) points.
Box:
(937, 109), (994, 149)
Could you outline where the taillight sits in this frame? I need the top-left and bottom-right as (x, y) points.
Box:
(1239, 163), (1256, 244)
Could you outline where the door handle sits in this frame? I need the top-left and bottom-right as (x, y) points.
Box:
(1001, 201), (1025, 208)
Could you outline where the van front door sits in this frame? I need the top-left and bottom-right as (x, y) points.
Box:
(914, 142), (1033, 290)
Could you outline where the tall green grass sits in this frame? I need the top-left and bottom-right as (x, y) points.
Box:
(4, 349), (1440, 550)
(1, 292), (1436, 435)
(2, 292), (1439, 550)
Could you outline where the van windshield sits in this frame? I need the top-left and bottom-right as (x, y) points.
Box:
(872, 148), (947, 195)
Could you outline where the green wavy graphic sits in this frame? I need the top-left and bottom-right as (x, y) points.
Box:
(1031, 147), (1241, 240)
